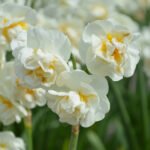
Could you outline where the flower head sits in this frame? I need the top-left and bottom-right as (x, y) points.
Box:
(80, 20), (140, 81)
(0, 62), (27, 125)
(0, 131), (25, 150)
(47, 70), (110, 127)
(14, 27), (71, 89)
(0, 3), (37, 49)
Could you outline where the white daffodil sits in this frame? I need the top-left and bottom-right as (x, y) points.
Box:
(116, 0), (150, 13)
(79, 0), (116, 22)
(80, 20), (140, 81)
(47, 70), (110, 127)
(0, 62), (27, 125)
(0, 131), (25, 150)
(0, 3), (37, 49)
(3, 61), (46, 110)
(0, 3), (37, 68)
(14, 27), (71, 89)
(38, 5), (84, 60)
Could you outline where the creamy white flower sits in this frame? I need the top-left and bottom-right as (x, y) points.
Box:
(0, 131), (25, 150)
(80, 20), (140, 81)
(0, 62), (27, 125)
(38, 5), (84, 61)
(0, 3), (37, 50)
(14, 27), (71, 89)
(47, 70), (110, 127)
(116, 0), (150, 13)
(79, 0), (116, 21)
(0, 3), (37, 68)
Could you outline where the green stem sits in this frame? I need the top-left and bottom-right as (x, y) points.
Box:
(0, 123), (3, 131)
(70, 54), (77, 70)
(110, 82), (139, 150)
(69, 54), (79, 150)
(24, 110), (33, 150)
(69, 125), (80, 150)
(138, 66), (149, 150)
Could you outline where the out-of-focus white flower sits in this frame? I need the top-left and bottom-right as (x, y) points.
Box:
(80, 20), (140, 81)
(79, 0), (116, 21)
(47, 70), (110, 127)
(38, 4), (84, 61)
(13, 27), (71, 89)
(138, 27), (150, 77)
(0, 131), (25, 150)
(115, 0), (150, 13)
(0, 3), (37, 68)
(0, 3), (37, 49)
(0, 61), (27, 125)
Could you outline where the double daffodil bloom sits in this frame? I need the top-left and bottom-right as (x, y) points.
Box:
(14, 27), (71, 89)
(0, 3), (37, 68)
(80, 20), (140, 81)
(0, 62), (27, 125)
(0, 131), (25, 150)
(0, 3), (37, 47)
(47, 70), (110, 127)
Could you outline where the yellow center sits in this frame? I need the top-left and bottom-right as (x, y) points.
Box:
(26, 67), (48, 83)
(16, 79), (35, 96)
(26, 59), (57, 83)
(100, 32), (129, 64)
(0, 95), (13, 108)
(78, 92), (96, 103)
(0, 144), (7, 150)
(2, 21), (28, 42)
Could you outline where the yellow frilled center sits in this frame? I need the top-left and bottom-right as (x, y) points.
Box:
(0, 95), (13, 108)
(0, 144), (7, 150)
(2, 21), (28, 42)
(100, 32), (130, 64)
(78, 92), (96, 103)
(26, 67), (47, 83)
(16, 79), (35, 96)
(26, 61), (56, 83)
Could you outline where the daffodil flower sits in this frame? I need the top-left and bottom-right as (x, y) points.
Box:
(0, 131), (25, 150)
(80, 20), (140, 81)
(14, 27), (71, 89)
(0, 62), (27, 125)
(47, 70), (110, 127)
(0, 3), (37, 48)
(0, 3), (37, 68)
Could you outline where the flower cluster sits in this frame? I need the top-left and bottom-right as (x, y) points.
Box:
(0, 1), (144, 148)
(0, 1), (141, 129)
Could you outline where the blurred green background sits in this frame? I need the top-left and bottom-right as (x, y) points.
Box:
(1, 0), (150, 150)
